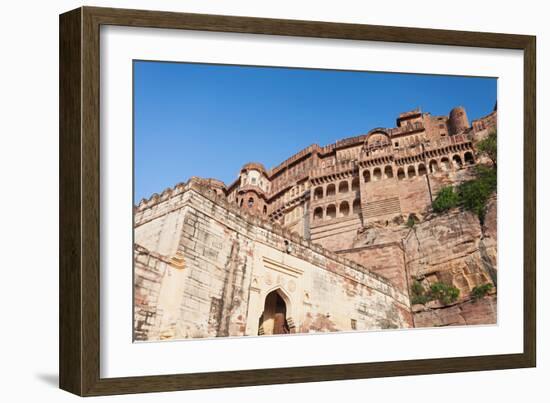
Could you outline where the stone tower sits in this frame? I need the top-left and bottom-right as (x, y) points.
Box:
(448, 106), (469, 135)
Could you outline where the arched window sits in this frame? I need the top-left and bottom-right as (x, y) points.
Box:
(313, 207), (323, 220)
(384, 166), (393, 179)
(351, 177), (359, 191)
(339, 201), (350, 217)
(407, 165), (416, 178)
(240, 198), (243, 207)
(464, 151), (475, 165)
(373, 168), (382, 181)
(263, 205), (267, 215)
(326, 184), (336, 197)
(352, 199), (361, 214)
(429, 159), (438, 173)
(441, 157), (450, 171)
(397, 168), (406, 180)
(452, 155), (463, 169)
(338, 181), (349, 193)
(363, 170), (371, 183)
(314, 186), (323, 200)
(248, 197), (254, 208)
(418, 163), (427, 176)
(326, 204), (336, 219)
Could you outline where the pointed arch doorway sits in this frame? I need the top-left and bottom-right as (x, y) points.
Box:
(258, 289), (290, 335)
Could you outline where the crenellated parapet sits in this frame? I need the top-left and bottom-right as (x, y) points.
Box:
(134, 178), (404, 293)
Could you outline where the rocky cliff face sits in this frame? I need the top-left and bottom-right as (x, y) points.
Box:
(404, 197), (497, 326)
(343, 195), (497, 328)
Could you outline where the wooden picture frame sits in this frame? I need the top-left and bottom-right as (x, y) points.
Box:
(59, 6), (536, 396)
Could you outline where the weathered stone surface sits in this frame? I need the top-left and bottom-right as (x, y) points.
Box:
(414, 295), (496, 327)
(332, 196), (497, 327)
(481, 196), (498, 284)
(134, 187), (412, 341)
(134, 105), (498, 338)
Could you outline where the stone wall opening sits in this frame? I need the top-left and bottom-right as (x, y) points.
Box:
(464, 151), (475, 165)
(418, 163), (427, 176)
(429, 159), (439, 173)
(326, 184), (336, 197)
(314, 186), (323, 200)
(340, 201), (350, 217)
(326, 204), (336, 219)
(407, 165), (416, 178)
(259, 290), (290, 335)
(452, 154), (463, 169)
(384, 166), (393, 179)
(363, 170), (371, 183)
(441, 157), (450, 171)
(397, 168), (405, 180)
(373, 168), (382, 181)
(339, 181), (349, 193)
(313, 207), (323, 221)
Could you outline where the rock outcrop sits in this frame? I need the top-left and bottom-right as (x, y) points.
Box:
(341, 196), (497, 328)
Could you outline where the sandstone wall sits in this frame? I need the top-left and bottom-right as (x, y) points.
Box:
(134, 246), (171, 341)
(403, 205), (497, 327)
(337, 242), (408, 293)
(414, 295), (497, 327)
(396, 175), (432, 216)
(332, 196), (497, 327)
(134, 184), (412, 341)
(309, 216), (362, 251)
(403, 209), (495, 296)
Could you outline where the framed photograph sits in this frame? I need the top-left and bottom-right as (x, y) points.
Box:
(59, 6), (536, 396)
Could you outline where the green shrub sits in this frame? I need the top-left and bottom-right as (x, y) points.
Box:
(457, 166), (497, 222)
(477, 130), (497, 167)
(475, 165), (498, 189)
(410, 280), (429, 305)
(432, 186), (460, 213)
(406, 214), (416, 228)
(471, 283), (493, 301)
(409, 280), (460, 306)
(411, 294), (431, 305)
(429, 282), (460, 305)
(432, 166), (497, 223)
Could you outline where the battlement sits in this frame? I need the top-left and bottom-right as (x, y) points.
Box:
(135, 179), (403, 294)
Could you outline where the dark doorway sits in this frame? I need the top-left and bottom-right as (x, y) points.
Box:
(259, 290), (290, 335)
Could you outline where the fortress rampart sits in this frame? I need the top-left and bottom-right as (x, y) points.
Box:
(134, 105), (497, 340)
(134, 184), (412, 340)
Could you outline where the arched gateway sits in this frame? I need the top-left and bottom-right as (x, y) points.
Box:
(258, 289), (291, 335)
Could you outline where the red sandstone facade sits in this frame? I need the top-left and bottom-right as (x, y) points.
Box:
(169, 106), (496, 249)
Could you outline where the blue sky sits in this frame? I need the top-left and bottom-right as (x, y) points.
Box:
(134, 61), (496, 202)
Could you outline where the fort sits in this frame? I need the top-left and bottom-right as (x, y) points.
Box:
(134, 105), (498, 341)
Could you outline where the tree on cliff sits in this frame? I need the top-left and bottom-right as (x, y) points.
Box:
(476, 130), (497, 168)
(431, 166), (496, 223)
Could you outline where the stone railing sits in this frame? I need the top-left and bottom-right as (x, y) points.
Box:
(309, 160), (358, 182)
(268, 144), (320, 177)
